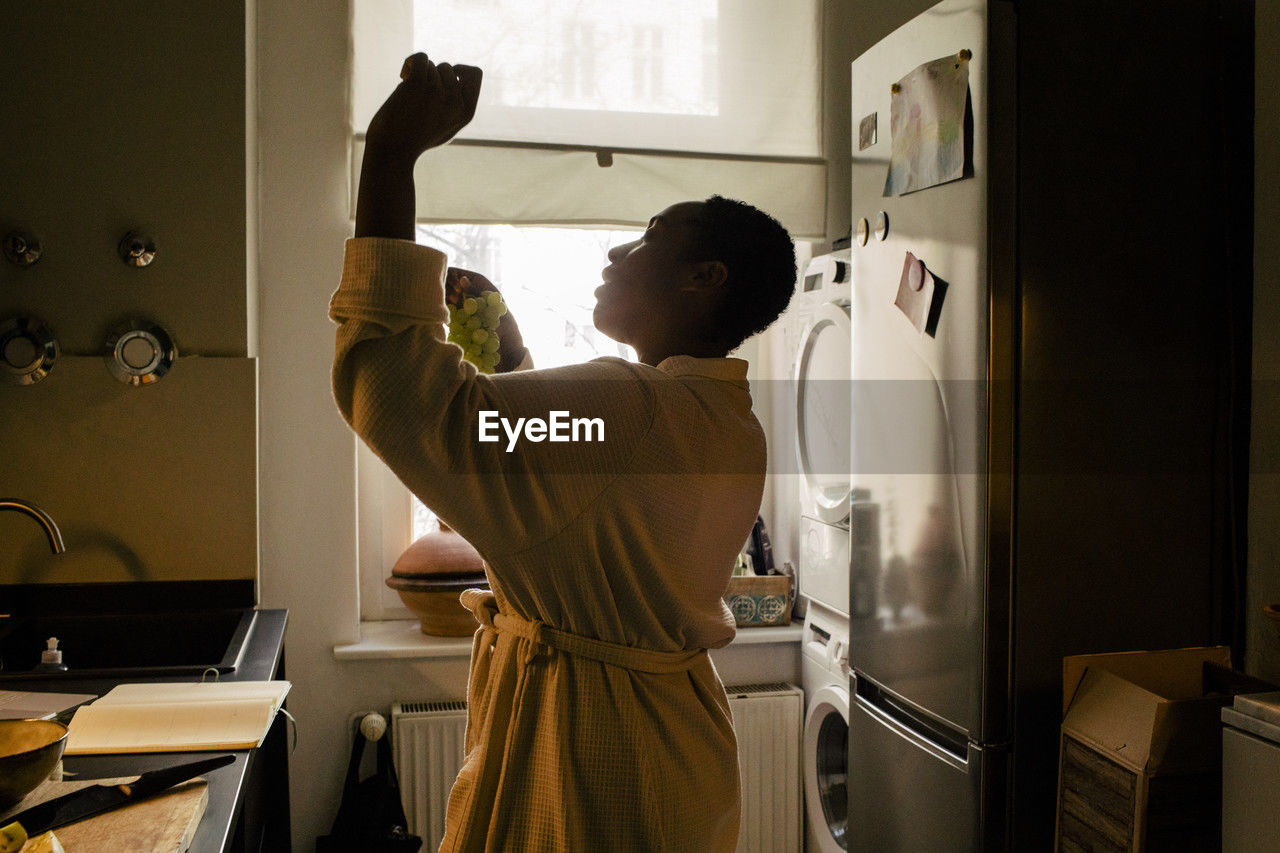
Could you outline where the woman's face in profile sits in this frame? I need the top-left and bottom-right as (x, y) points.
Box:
(593, 201), (706, 346)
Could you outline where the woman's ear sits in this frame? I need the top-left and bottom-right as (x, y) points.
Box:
(683, 260), (729, 294)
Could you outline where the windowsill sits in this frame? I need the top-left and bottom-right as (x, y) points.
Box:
(333, 619), (804, 661)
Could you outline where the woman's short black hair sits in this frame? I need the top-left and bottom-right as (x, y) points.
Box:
(687, 195), (797, 351)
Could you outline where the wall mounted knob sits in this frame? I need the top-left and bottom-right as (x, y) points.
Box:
(104, 319), (176, 385)
(3, 231), (42, 267)
(118, 232), (157, 267)
(0, 317), (59, 385)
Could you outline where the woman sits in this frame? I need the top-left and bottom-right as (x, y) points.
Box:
(331, 53), (796, 852)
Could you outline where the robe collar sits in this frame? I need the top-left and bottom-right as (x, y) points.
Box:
(653, 355), (750, 389)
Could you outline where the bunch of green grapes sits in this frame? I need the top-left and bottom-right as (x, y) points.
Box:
(447, 290), (507, 373)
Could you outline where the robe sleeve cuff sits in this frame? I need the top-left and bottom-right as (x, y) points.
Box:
(330, 237), (450, 325)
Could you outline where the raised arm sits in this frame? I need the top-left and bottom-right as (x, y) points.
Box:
(334, 54), (646, 559)
(355, 53), (482, 240)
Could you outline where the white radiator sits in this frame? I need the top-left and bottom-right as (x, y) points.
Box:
(391, 682), (803, 853)
(391, 700), (468, 853)
(726, 682), (804, 853)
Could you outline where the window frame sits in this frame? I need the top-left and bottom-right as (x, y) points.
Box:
(358, 441), (418, 621)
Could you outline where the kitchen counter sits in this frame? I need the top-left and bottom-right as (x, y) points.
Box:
(4, 608), (288, 853)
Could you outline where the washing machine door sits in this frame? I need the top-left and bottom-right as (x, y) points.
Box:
(795, 301), (852, 525)
(805, 683), (850, 852)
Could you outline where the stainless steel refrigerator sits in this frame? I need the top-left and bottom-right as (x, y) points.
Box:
(846, 0), (1253, 848)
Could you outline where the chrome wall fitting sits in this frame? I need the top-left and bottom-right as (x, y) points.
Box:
(3, 231), (42, 267)
(117, 232), (157, 267)
(104, 319), (176, 385)
(0, 317), (59, 385)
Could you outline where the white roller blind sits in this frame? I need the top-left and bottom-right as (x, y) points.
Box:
(351, 0), (826, 237)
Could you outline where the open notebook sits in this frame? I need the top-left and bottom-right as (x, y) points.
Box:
(65, 681), (290, 754)
(0, 689), (96, 720)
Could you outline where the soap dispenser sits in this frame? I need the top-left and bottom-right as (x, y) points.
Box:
(34, 637), (68, 673)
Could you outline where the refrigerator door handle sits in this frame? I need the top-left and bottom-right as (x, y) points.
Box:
(854, 674), (971, 771)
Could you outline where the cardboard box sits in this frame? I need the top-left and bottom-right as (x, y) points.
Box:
(723, 575), (793, 627)
(1055, 647), (1233, 852)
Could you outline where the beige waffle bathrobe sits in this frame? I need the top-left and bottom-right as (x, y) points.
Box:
(331, 237), (766, 852)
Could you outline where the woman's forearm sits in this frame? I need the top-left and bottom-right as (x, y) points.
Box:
(354, 149), (417, 241)
(354, 54), (482, 241)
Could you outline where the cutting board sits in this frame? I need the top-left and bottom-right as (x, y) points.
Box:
(0, 777), (208, 852)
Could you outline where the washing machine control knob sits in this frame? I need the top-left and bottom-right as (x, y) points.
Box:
(828, 639), (847, 668)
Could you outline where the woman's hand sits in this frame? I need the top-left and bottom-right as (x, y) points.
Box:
(354, 53), (481, 240)
(447, 267), (528, 373)
(365, 53), (483, 167)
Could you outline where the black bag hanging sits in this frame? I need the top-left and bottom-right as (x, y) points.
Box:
(316, 722), (422, 853)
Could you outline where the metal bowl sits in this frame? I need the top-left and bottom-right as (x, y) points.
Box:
(0, 719), (68, 809)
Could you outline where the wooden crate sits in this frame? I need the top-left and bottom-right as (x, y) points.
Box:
(1057, 735), (1137, 851)
(1056, 734), (1221, 852)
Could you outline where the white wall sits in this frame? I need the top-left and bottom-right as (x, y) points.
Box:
(255, 1), (464, 844)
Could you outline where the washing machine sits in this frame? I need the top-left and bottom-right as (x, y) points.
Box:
(794, 250), (852, 616)
(801, 599), (850, 852)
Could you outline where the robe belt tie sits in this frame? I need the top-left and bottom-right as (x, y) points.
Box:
(461, 588), (706, 673)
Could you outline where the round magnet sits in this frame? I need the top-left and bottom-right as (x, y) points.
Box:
(874, 211), (889, 241)
(855, 218), (870, 246)
(908, 257), (925, 291)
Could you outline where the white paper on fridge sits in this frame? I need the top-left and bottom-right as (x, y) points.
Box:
(884, 51), (971, 196)
(65, 680), (291, 754)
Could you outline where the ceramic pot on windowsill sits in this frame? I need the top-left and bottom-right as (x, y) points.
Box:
(386, 523), (489, 636)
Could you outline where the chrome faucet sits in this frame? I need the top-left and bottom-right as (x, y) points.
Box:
(0, 498), (66, 554)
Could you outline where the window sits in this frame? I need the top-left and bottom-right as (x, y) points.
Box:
(350, 0), (827, 239)
(400, 0), (745, 143)
(560, 22), (597, 103)
(359, 223), (639, 620)
(631, 26), (664, 104)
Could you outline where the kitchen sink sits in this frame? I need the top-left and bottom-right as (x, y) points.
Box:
(0, 608), (255, 681)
